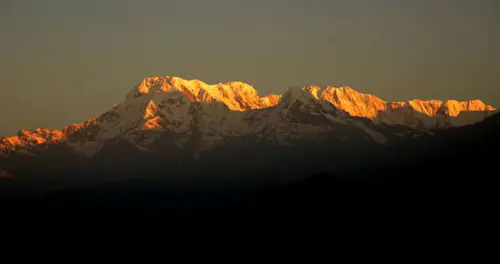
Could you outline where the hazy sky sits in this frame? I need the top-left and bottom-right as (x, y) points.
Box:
(1, 0), (499, 135)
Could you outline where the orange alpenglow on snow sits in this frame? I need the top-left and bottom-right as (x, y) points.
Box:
(62, 123), (85, 136)
(302, 85), (496, 119)
(129, 76), (281, 111)
(386, 99), (496, 117)
(144, 100), (160, 119)
(0, 76), (496, 152)
(260, 94), (282, 107)
(442, 100), (496, 117)
(142, 116), (164, 131)
(0, 120), (95, 152)
(0, 128), (65, 152)
(406, 99), (444, 116)
(306, 85), (387, 118)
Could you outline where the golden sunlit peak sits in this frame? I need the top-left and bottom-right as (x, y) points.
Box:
(129, 77), (498, 119)
(261, 94), (282, 106)
(303, 85), (322, 100)
(128, 75), (279, 111)
(293, 85), (491, 120)
(318, 86), (387, 119)
(1, 76), (497, 155)
(442, 99), (495, 117)
(406, 99), (444, 116)
(121, 76), (499, 127)
(385, 99), (496, 117)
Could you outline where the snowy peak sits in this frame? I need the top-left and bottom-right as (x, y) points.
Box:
(380, 98), (496, 129)
(1, 75), (497, 155)
(300, 86), (496, 119)
(125, 76), (496, 120)
(386, 99), (496, 117)
(395, 99), (444, 116)
(276, 84), (495, 129)
(260, 94), (282, 107)
(126, 76), (280, 111)
(310, 86), (386, 118)
(0, 128), (67, 152)
(0, 119), (98, 153)
(17, 128), (66, 143)
(442, 99), (495, 117)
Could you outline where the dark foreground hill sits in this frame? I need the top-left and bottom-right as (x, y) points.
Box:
(0, 113), (498, 231)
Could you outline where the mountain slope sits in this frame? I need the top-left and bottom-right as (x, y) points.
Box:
(126, 76), (280, 110)
(303, 85), (495, 129)
(0, 76), (496, 180)
(2, 113), (497, 230)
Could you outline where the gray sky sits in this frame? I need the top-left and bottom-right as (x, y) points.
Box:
(1, 0), (499, 135)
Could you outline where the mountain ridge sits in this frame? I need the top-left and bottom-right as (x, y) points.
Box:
(0, 76), (496, 155)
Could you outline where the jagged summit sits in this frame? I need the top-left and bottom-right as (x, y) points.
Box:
(125, 76), (495, 118)
(305, 85), (387, 118)
(297, 85), (495, 119)
(126, 76), (280, 111)
(0, 128), (66, 152)
(0, 75), (496, 155)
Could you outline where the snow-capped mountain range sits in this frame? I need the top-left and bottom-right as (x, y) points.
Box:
(1, 76), (496, 159)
